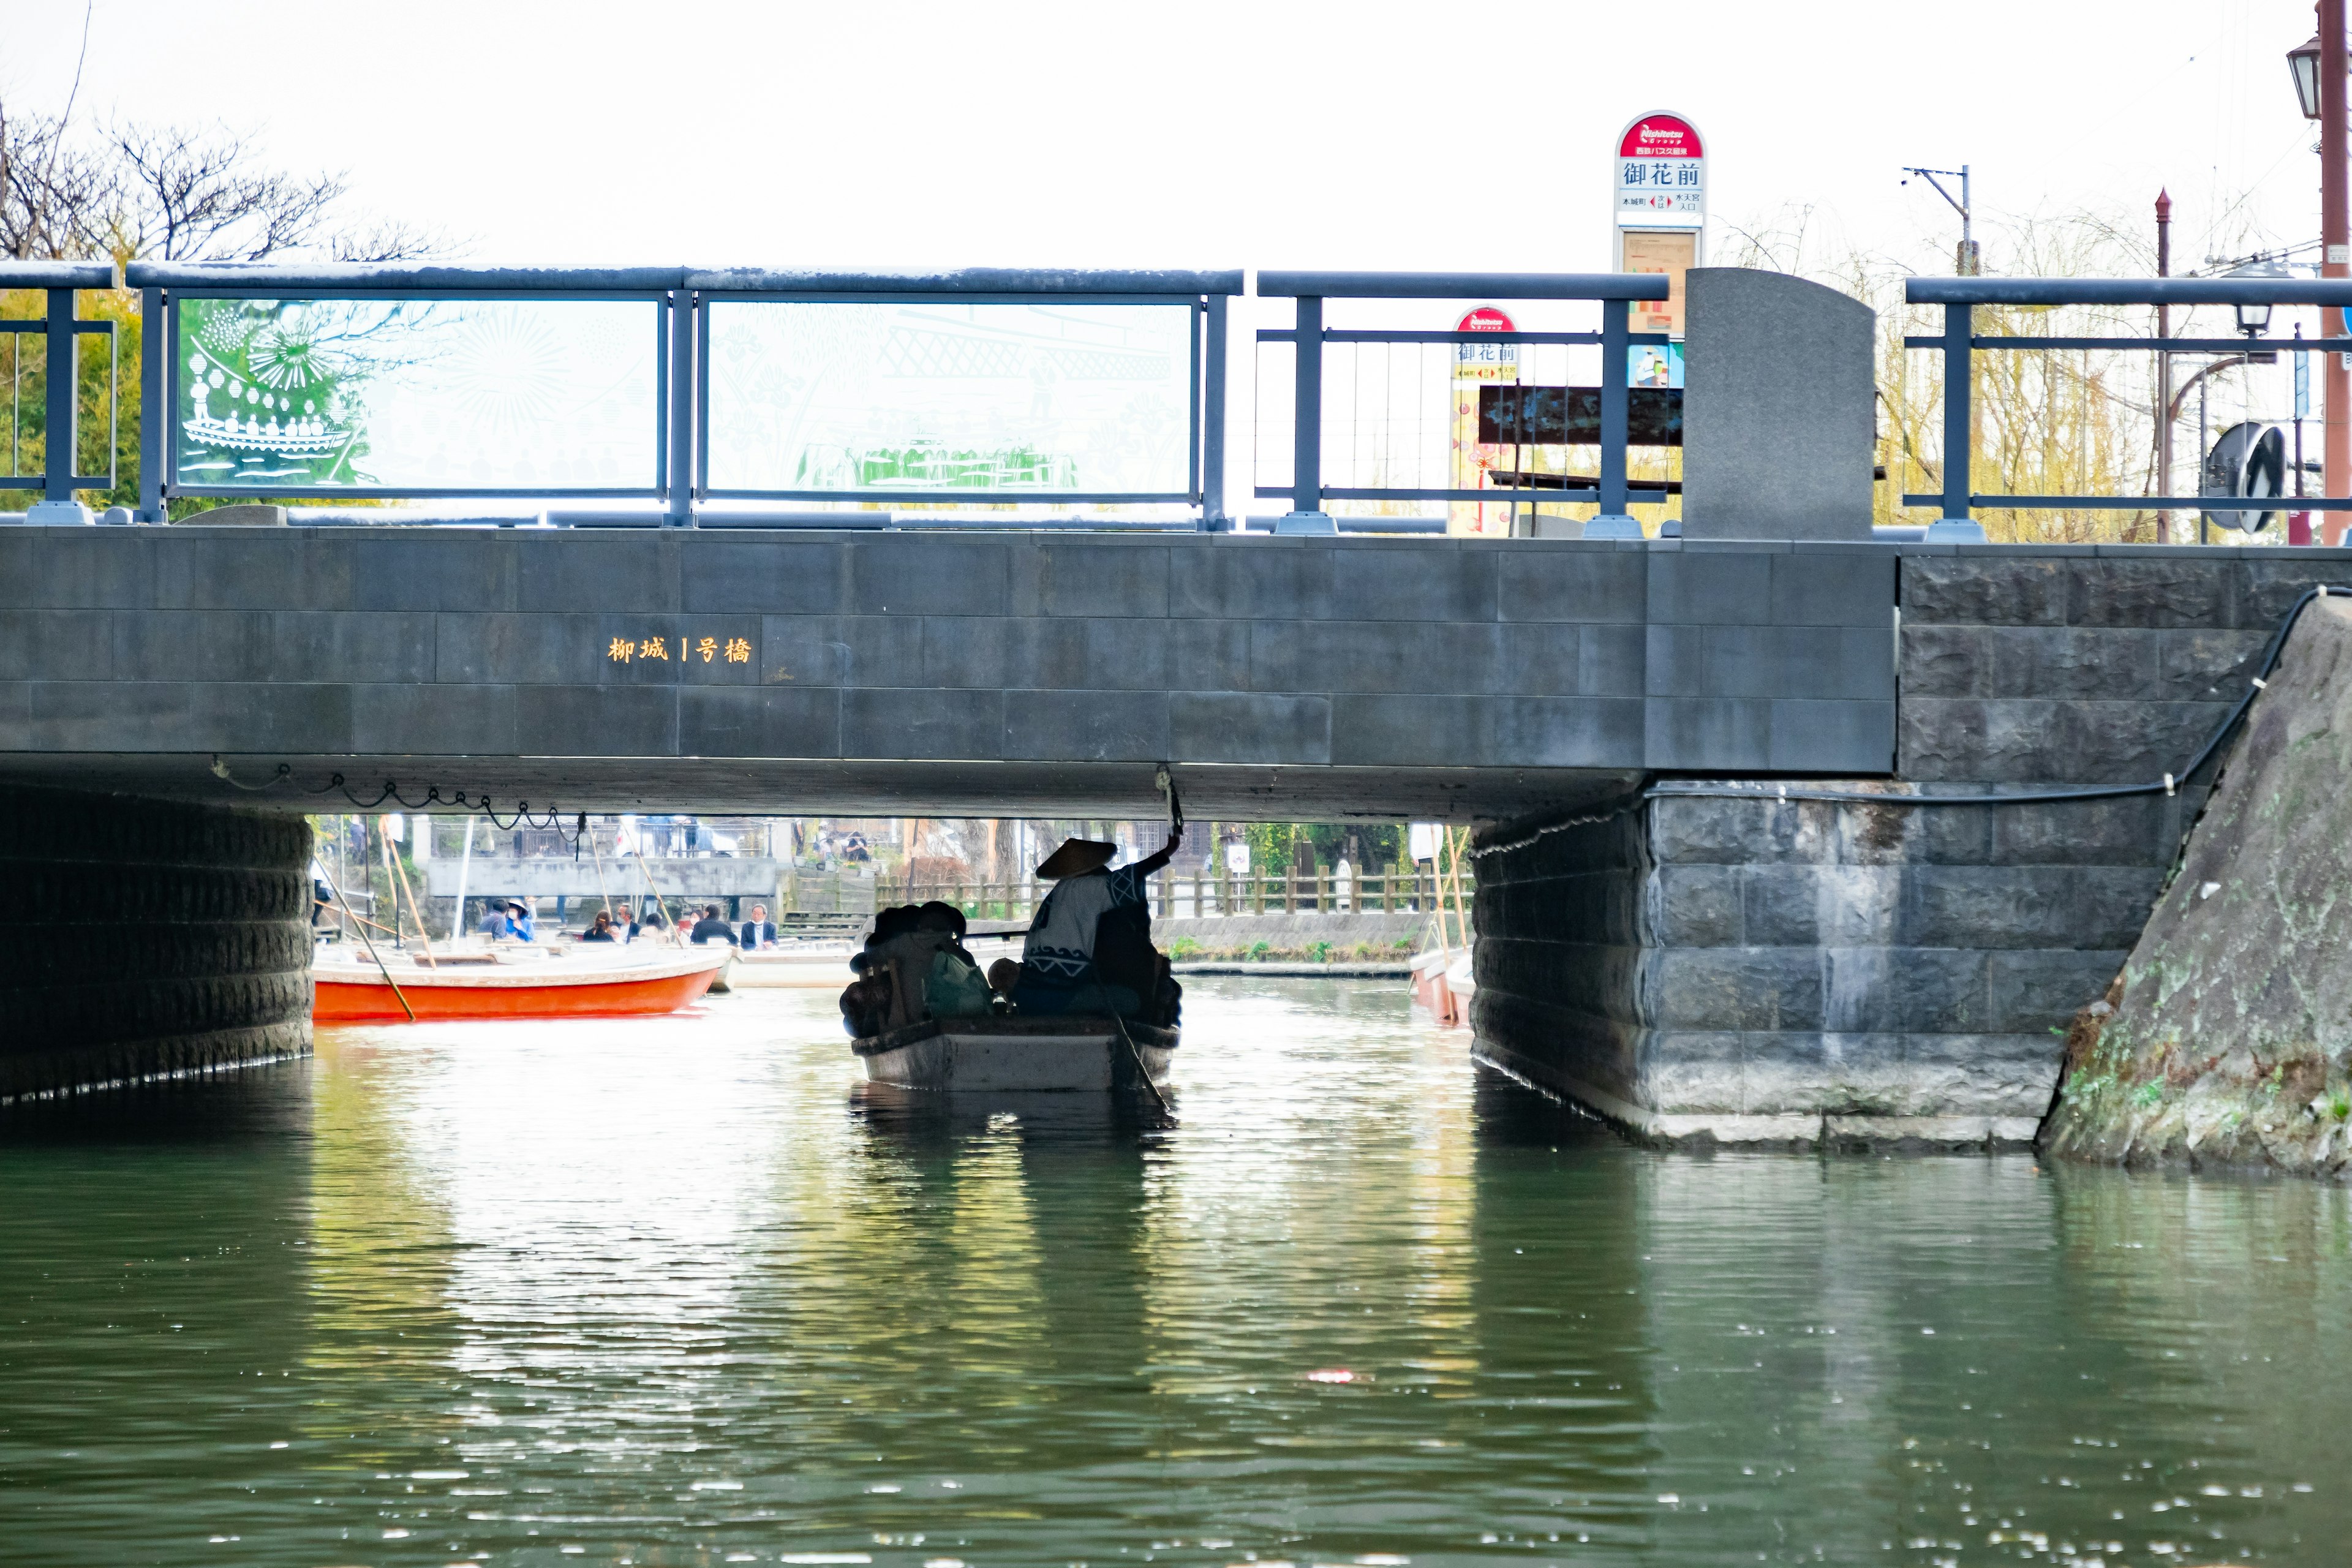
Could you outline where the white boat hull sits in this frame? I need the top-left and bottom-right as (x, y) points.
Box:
(854, 1016), (1177, 1092)
(730, 949), (854, 988)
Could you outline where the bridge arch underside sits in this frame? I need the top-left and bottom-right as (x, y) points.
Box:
(0, 755), (1645, 825)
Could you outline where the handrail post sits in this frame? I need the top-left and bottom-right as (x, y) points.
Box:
(665, 287), (696, 527)
(1927, 301), (1986, 541)
(1586, 296), (1640, 538)
(1202, 292), (1229, 528)
(140, 287), (167, 521)
(44, 285), (77, 505)
(1288, 294), (1327, 525)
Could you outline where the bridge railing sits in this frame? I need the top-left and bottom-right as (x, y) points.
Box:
(0, 261), (122, 515)
(1253, 270), (1672, 538)
(5, 262), (1245, 526)
(1904, 274), (2352, 539)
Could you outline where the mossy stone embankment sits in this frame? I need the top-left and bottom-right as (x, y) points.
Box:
(2043, 598), (2352, 1175)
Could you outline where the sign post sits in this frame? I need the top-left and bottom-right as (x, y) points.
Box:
(1608, 111), (1703, 537)
(1612, 111), (1705, 368)
(1448, 306), (1518, 535)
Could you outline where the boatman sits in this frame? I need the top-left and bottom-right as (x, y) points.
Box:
(1006, 829), (1180, 1017)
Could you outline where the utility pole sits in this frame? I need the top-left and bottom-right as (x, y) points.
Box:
(2156, 189), (2173, 544)
(2326, 0), (2348, 543)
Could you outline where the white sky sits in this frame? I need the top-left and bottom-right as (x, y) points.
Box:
(5, 0), (2327, 277)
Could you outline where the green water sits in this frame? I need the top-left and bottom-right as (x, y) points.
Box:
(3, 978), (2349, 1567)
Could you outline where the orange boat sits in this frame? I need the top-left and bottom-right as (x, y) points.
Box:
(312, 948), (728, 1023)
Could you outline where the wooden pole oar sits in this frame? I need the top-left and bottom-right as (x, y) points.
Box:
(589, 826), (616, 922)
(1110, 1011), (1172, 1118)
(628, 843), (682, 944)
(385, 824), (435, 968)
(318, 858), (415, 1022)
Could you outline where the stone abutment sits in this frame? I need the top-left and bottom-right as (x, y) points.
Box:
(0, 786), (312, 1101)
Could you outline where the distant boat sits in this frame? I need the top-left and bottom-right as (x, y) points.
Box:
(313, 946), (727, 1023)
(854, 1014), (1178, 1092)
(1409, 947), (1474, 1028)
(729, 944), (858, 989)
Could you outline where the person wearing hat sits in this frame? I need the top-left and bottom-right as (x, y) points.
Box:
(1008, 827), (1181, 1016)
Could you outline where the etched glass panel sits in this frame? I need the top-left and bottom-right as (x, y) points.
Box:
(704, 301), (1194, 498)
(175, 298), (660, 492)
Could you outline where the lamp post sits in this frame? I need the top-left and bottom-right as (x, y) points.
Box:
(2290, 6), (2349, 542)
(2157, 189), (2173, 544)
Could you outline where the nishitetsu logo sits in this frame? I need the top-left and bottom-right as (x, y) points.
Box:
(1615, 112), (1706, 225)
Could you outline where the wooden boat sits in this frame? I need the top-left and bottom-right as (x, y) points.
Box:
(1409, 946), (1474, 1028)
(853, 1014), (1178, 1091)
(730, 945), (858, 989)
(313, 948), (727, 1023)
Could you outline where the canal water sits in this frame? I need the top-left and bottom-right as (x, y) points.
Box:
(4, 978), (2349, 1567)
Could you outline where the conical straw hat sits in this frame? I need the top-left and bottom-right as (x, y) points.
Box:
(1035, 838), (1117, 879)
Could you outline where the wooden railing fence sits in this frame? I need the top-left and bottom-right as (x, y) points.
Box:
(871, 869), (1471, 922)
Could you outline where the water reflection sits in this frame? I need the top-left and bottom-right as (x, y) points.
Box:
(2, 979), (2350, 1567)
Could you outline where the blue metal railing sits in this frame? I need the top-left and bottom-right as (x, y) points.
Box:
(5, 261), (1245, 526)
(0, 260), (121, 507)
(1254, 270), (1670, 536)
(1902, 274), (2352, 532)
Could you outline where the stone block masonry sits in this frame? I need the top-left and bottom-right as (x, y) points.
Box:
(1470, 789), (2169, 1147)
(1471, 548), (2352, 1148)
(0, 527), (1896, 818)
(0, 785), (312, 1101)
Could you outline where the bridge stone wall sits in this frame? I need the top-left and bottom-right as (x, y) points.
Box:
(1472, 545), (2352, 1147)
(0, 785), (311, 1101)
(0, 526), (1898, 817)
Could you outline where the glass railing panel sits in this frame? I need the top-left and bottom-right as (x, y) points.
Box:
(173, 297), (662, 494)
(704, 300), (1195, 500)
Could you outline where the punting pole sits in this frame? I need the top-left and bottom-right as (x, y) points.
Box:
(1111, 1012), (1173, 1117)
(385, 824), (436, 968)
(448, 814), (475, 942)
(318, 858), (415, 1022)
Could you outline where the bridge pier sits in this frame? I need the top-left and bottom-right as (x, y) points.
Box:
(1469, 788), (2172, 1148)
(0, 787), (312, 1102)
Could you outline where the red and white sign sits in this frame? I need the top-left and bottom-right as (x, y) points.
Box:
(1454, 306), (1517, 368)
(1615, 111), (1705, 229)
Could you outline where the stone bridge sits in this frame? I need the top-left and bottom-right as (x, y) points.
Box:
(3, 262), (2339, 1150)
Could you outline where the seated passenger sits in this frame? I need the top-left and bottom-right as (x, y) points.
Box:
(689, 904), (737, 945)
(913, 902), (992, 1019)
(1007, 829), (1180, 1018)
(580, 911), (617, 942)
(854, 906), (944, 1031)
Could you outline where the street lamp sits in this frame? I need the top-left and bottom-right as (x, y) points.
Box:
(2230, 259), (2288, 338)
(2291, 32), (2323, 119)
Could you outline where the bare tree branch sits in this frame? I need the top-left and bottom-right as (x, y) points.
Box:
(0, 91), (446, 265)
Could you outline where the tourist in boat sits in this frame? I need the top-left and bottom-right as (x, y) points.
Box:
(913, 902), (992, 1019)
(508, 901), (537, 942)
(476, 902), (510, 941)
(741, 903), (777, 949)
(581, 911), (618, 943)
(688, 904), (737, 945)
(1006, 831), (1180, 1018)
